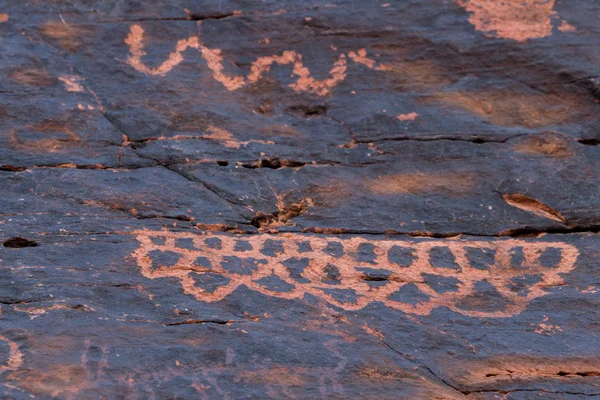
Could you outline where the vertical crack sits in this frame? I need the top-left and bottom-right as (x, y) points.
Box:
(362, 323), (468, 396)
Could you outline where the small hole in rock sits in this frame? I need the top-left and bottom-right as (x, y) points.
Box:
(216, 160), (229, 166)
(3, 237), (39, 248)
(361, 275), (388, 282)
(578, 138), (600, 146)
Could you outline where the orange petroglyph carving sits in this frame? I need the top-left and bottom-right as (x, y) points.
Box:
(125, 25), (201, 76)
(534, 316), (563, 335)
(558, 20), (576, 32)
(456, 0), (556, 42)
(396, 112), (418, 121)
(0, 335), (23, 374)
(125, 25), (388, 96)
(132, 230), (578, 318)
(58, 75), (85, 92)
(348, 48), (391, 71)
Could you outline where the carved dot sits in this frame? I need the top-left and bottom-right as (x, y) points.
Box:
(465, 247), (496, 270)
(538, 247), (563, 268)
(358, 268), (392, 287)
(422, 273), (461, 294)
(221, 256), (264, 275)
(253, 275), (296, 293)
(150, 236), (166, 245)
(191, 272), (231, 294)
(205, 237), (222, 249)
(323, 241), (344, 258)
(387, 245), (416, 268)
(429, 246), (460, 270)
(387, 283), (430, 305)
(234, 240), (253, 252)
(148, 250), (181, 270)
(260, 239), (284, 257)
(355, 242), (377, 264)
(322, 288), (360, 305)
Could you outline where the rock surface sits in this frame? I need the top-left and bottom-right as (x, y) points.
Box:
(0, 1), (599, 398)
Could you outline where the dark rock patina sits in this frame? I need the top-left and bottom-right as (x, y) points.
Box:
(0, 1), (599, 398)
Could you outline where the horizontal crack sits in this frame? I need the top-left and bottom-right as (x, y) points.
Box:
(578, 138), (600, 146)
(100, 12), (236, 23)
(357, 134), (528, 145)
(501, 224), (600, 238)
(238, 158), (339, 169)
(0, 298), (50, 305)
(164, 319), (237, 326)
(0, 164), (154, 172)
(467, 388), (600, 396)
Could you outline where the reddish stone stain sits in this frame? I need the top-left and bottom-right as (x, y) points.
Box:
(0, 335), (22, 374)
(366, 172), (474, 195)
(450, 356), (600, 386)
(456, 0), (556, 42)
(429, 90), (574, 128)
(8, 119), (82, 153)
(132, 230), (579, 318)
(41, 21), (84, 51)
(10, 68), (56, 87)
(0, 13), (8, 23)
(502, 193), (566, 223)
(512, 133), (572, 158)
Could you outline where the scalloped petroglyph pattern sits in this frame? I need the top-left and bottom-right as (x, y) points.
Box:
(124, 25), (390, 96)
(132, 230), (579, 317)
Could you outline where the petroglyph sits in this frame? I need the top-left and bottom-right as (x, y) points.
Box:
(0, 336), (23, 374)
(456, 0), (556, 42)
(456, 0), (577, 42)
(132, 230), (579, 318)
(58, 75), (85, 92)
(396, 112), (418, 121)
(125, 25), (389, 96)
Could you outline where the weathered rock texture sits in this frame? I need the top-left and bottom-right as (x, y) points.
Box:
(0, 0), (599, 398)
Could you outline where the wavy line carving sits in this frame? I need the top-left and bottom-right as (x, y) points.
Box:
(125, 25), (390, 96)
(132, 230), (579, 318)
